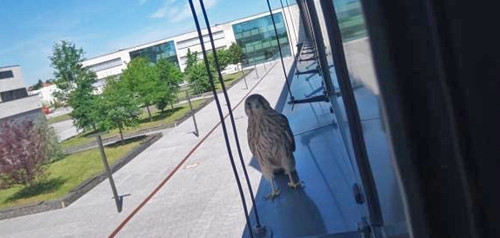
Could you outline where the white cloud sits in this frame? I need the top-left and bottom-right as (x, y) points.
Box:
(138, 0), (148, 5)
(150, 0), (219, 23)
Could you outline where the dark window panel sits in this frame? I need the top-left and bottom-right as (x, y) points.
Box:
(0, 70), (14, 80)
(0, 88), (28, 102)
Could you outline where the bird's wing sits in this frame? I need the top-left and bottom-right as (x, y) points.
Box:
(278, 114), (295, 152)
(247, 127), (257, 156)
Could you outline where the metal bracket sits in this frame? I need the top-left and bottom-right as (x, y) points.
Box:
(357, 217), (372, 238)
(353, 183), (365, 204)
(296, 69), (319, 75)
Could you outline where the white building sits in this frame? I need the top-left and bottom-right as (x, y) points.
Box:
(82, 5), (302, 80)
(0, 65), (42, 122)
(29, 84), (59, 106)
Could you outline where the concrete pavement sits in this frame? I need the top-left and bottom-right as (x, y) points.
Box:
(0, 59), (292, 238)
(51, 119), (80, 141)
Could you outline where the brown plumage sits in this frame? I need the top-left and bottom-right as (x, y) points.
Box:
(245, 94), (301, 200)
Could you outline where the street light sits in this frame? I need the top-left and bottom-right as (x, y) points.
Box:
(91, 132), (122, 212)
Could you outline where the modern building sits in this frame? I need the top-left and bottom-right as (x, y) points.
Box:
(0, 65), (42, 122)
(81, 5), (301, 80)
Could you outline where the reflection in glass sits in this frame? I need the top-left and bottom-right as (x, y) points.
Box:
(129, 40), (178, 65)
(328, 0), (409, 236)
(232, 12), (291, 66)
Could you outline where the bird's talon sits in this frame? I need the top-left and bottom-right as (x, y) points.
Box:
(265, 189), (280, 200)
(288, 181), (303, 189)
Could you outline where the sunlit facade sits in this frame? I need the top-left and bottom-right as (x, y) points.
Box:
(0, 65), (41, 122)
(129, 40), (178, 65)
(81, 5), (301, 80)
(233, 13), (291, 66)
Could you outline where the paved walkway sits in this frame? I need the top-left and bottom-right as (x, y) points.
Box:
(0, 59), (291, 238)
(51, 119), (80, 141)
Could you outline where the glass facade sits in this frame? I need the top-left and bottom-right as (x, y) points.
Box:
(333, 0), (367, 41)
(232, 12), (291, 66)
(129, 40), (178, 65)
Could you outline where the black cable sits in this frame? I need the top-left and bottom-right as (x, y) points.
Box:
(266, 0), (295, 101)
(279, 0), (296, 57)
(188, 1), (254, 237)
(198, 0), (263, 231)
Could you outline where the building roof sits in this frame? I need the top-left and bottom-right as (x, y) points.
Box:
(0, 65), (20, 70)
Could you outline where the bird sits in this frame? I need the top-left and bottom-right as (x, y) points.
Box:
(245, 94), (301, 200)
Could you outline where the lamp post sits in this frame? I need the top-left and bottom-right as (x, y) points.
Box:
(186, 90), (199, 137)
(254, 63), (259, 79)
(93, 132), (122, 212)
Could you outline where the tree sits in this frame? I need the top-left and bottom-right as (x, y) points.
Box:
(0, 117), (59, 187)
(32, 79), (44, 90)
(121, 57), (162, 122)
(101, 78), (140, 143)
(184, 49), (198, 73)
(68, 70), (103, 131)
(207, 48), (232, 73)
(188, 62), (213, 94)
(49, 40), (86, 106)
(33, 116), (64, 163)
(229, 42), (244, 67)
(228, 42), (246, 77)
(155, 59), (183, 111)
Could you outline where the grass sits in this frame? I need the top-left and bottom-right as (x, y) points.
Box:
(59, 69), (246, 149)
(176, 69), (250, 100)
(61, 99), (206, 150)
(215, 70), (247, 90)
(47, 113), (72, 124)
(0, 138), (144, 209)
(114, 99), (205, 134)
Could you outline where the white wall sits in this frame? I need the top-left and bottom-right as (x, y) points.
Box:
(0, 66), (26, 94)
(29, 84), (59, 105)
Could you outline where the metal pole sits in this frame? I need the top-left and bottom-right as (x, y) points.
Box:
(97, 135), (122, 212)
(242, 67), (249, 89)
(186, 90), (199, 137)
(254, 63), (259, 79)
(188, 1), (255, 237)
(266, 0), (294, 101)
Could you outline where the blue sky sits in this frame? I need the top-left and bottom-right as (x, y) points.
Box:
(0, 0), (288, 86)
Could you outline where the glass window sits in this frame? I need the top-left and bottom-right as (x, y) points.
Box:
(0, 88), (28, 102)
(232, 12), (291, 67)
(0, 70), (14, 80)
(129, 40), (179, 65)
(324, 0), (408, 236)
(333, 0), (367, 41)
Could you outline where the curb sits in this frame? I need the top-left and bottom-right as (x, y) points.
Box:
(0, 133), (163, 220)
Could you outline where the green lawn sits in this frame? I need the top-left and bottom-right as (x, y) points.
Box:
(176, 69), (250, 100)
(61, 99), (205, 150)
(0, 138), (143, 209)
(47, 113), (72, 124)
(60, 69), (244, 149)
